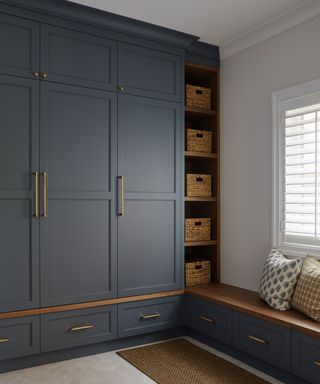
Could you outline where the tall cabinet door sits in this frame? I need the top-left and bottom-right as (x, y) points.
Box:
(40, 82), (117, 307)
(0, 75), (40, 312)
(118, 94), (182, 297)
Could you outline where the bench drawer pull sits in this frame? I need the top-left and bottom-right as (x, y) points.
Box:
(140, 313), (161, 320)
(200, 315), (216, 324)
(0, 338), (9, 344)
(314, 361), (320, 367)
(248, 335), (268, 345)
(69, 324), (93, 332)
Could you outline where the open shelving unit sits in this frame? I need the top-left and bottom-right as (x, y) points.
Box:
(184, 63), (220, 284)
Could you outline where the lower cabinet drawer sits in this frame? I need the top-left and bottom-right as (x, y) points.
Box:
(0, 316), (40, 361)
(185, 296), (232, 344)
(41, 305), (117, 352)
(118, 296), (182, 338)
(292, 331), (320, 384)
(233, 312), (291, 371)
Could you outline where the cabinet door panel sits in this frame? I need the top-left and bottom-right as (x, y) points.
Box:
(0, 75), (39, 312)
(0, 13), (39, 78)
(40, 83), (117, 306)
(118, 95), (182, 296)
(118, 43), (181, 101)
(41, 24), (117, 90)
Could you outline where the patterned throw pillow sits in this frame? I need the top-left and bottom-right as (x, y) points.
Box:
(292, 256), (320, 322)
(259, 249), (302, 311)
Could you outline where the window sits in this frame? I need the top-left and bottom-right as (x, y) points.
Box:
(272, 79), (320, 257)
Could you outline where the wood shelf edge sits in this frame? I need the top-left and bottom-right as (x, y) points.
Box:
(185, 106), (216, 116)
(184, 240), (217, 247)
(185, 151), (217, 159)
(185, 197), (217, 202)
(0, 290), (185, 320)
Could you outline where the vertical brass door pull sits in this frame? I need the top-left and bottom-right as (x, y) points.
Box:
(118, 176), (125, 216)
(40, 172), (47, 218)
(32, 172), (39, 218)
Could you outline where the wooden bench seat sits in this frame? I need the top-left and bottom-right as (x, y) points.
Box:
(186, 283), (320, 338)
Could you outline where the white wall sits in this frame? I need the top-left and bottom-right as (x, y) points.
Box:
(220, 15), (320, 291)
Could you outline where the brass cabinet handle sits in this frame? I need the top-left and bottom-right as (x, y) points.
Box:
(0, 338), (9, 344)
(42, 73), (47, 79)
(40, 172), (47, 218)
(200, 315), (216, 324)
(33, 72), (39, 78)
(118, 86), (124, 91)
(69, 324), (93, 332)
(248, 335), (268, 345)
(32, 172), (39, 218)
(118, 176), (124, 216)
(314, 361), (320, 367)
(140, 313), (161, 320)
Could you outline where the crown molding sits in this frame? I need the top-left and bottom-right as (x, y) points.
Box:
(0, 0), (198, 48)
(220, 0), (320, 60)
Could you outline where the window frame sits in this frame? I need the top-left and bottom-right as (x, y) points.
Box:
(272, 78), (320, 257)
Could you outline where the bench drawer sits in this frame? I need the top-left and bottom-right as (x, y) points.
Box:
(185, 296), (232, 344)
(118, 296), (182, 338)
(292, 331), (320, 384)
(41, 306), (117, 352)
(0, 316), (40, 361)
(233, 312), (291, 371)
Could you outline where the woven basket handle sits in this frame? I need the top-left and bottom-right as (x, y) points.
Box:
(196, 177), (203, 182)
(196, 133), (203, 138)
(194, 221), (202, 226)
(196, 90), (203, 95)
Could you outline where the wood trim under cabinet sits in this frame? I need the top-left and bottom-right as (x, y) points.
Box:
(0, 290), (185, 319)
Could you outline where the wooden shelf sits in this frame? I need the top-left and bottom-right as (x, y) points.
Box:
(185, 240), (217, 247)
(185, 197), (217, 202)
(185, 151), (217, 159)
(185, 106), (216, 117)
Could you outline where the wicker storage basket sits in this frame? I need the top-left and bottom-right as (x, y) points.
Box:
(185, 218), (211, 242)
(186, 174), (212, 197)
(186, 84), (211, 110)
(186, 129), (212, 153)
(185, 259), (211, 287)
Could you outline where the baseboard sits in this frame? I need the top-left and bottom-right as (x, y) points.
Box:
(187, 328), (309, 384)
(0, 327), (186, 373)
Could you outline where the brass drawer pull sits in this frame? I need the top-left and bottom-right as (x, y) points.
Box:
(69, 324), (93, 332)
(248, 335), (268, 345)
(32, 172), (39, 218)
(0, 338), (9, 344)
(200, 315), (216, 324)
(40, 172), (47, 218)
(118, 176), (125, 216)
(314, 361), (320, 367)
(140, 313), (161, 320)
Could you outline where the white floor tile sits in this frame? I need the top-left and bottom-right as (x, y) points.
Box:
(0, 337), (284, 384)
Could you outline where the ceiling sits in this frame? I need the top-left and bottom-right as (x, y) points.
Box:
(67, 0), (311, 47)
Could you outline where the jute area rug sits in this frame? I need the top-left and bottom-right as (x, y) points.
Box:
(117, 338), (270, 384)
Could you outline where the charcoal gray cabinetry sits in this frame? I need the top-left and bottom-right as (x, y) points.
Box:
(0, 75), (40, 313)
(118, 43), (181, 101)
(0, 13), (39, 79)
(117, 94), (182, 296)
(40, 83), (117, 307)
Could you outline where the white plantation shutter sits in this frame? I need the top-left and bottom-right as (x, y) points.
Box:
(273, 79), (320, 256)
